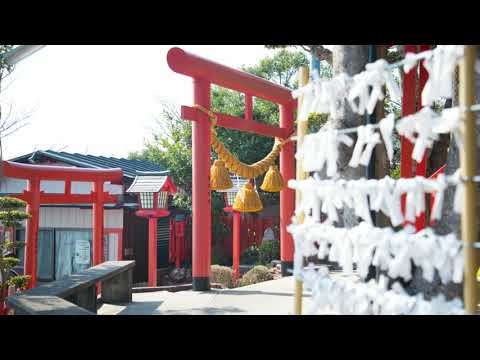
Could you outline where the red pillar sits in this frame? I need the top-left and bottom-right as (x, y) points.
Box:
(92, 181), (104, 266)
(191, 77), (212, 291)
(414, 44), (431, 231)
(400, 45), (418, 225)
(148, 217), (158, 287)
(232, 211), (241, 281)
(279, 103), (295, 276)
(25, 177), (40, 288)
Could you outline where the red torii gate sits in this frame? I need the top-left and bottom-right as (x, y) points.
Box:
(3, 160), (123, 288)
(167, 47), (297, 291)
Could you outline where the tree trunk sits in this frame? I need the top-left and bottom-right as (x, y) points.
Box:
(331, 45), (369, 228)
(375, 45), (391, 228)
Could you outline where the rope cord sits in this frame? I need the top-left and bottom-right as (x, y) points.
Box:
(194, 104), (294, 179)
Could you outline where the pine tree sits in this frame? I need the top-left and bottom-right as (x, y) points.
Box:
(0, 196), (30, 314)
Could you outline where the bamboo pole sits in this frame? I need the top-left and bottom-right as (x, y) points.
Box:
(293, 66), (310, 315)
(459, 45), (479, 315)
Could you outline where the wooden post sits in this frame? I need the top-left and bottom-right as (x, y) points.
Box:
(232, 211), (241, 281)
(459, 45), (479, 314)
(293, 66), (310, 315)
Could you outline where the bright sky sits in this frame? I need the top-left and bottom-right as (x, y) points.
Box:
(1, 45), (275, 160)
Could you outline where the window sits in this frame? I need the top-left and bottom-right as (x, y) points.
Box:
(140, 193), (154, 208)
(157, 192), (169, 209)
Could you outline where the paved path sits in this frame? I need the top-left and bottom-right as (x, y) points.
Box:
(98, 272), (360, 315)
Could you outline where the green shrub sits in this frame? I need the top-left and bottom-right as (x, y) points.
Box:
(240, 245), (260, 265)
(238, 265), (274, 287)
(7, 275), (30, 291)
(258, 240), (280, 266)
(210, 265), (235, 288)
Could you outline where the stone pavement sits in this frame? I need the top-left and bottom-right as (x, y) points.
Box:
(98, 271), (360, 315)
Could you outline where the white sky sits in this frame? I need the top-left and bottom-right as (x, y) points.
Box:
(1, 45), (275, 160)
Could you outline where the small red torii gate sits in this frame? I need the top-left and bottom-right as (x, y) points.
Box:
(167, 47), (297, 291)
(3, 160), (123, 288)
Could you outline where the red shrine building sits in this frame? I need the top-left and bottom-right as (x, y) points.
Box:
(0, 150), (187, 285)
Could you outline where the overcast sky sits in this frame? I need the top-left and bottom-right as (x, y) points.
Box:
(1, 45), (280, 160)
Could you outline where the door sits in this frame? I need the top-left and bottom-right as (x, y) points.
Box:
(55, 229), (92, 280)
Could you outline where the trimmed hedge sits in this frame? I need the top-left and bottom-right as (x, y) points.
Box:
(210, 265), (235, 288)
(238, 265), (274, 287)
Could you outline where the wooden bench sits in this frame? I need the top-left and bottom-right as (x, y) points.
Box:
(6, 261), (135, 315)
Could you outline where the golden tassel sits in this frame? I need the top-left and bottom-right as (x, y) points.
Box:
(233, 182), (263, 213)
(210, 160), (233, 190)
(260, 165), (285, 192)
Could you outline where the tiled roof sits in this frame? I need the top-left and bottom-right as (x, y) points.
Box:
(10, 150), (168, 179)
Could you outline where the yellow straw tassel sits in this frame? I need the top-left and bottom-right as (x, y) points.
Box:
(260, 165), (285, 192)
(233, 182), (263, 213)
(210, 160), (233, 190)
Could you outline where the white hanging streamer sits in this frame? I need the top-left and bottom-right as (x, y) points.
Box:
(421, 45), (465, 107)
(349, 124), (381, 168)
(298, 128), (353, 176)
(379, 113), (395, 164)
(396, 107), (444, 163)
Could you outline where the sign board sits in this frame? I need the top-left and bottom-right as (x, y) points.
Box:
(75, 240), (91, 265)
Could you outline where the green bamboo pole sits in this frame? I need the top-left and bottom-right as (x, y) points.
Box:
(459, 45), (479, 314)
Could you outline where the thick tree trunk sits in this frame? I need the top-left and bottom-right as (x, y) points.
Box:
(331, 45), (369, 228)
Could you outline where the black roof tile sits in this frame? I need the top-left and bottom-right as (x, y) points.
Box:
(10, 150), (168, 179)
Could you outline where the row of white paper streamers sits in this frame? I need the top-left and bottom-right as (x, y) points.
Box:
(298, 106), (462, 177)
(289, 172), (459, 227)
(302, 267), (465, 315)
(288, 221), (463, 284)
(293, 45), (465, 120)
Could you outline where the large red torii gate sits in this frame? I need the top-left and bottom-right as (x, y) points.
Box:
(3, 160), (123, 288)
(167, 47), (297, 291)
